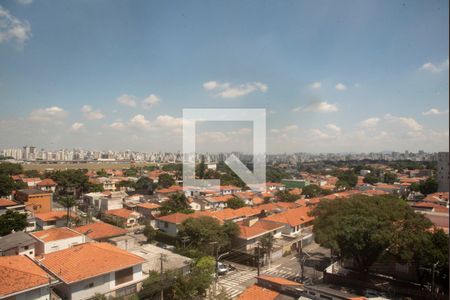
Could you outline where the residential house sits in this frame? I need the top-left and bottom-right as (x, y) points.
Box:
(38, 243), (145, 300)
(204, 194), (235, 210)
(34, 211), (72, 230)
(74, 222), (127, 242)
(262, 207), (314, 239)
(0, 198), (26, 215)
(135, 203), (160, 227)
(131, 244), (192, 275)
(15, 189), (53, 213)
(155, 212), (191, 236)
(0, 231), (37, 258)
(31, 227), (86, 255)
(219, 185), (242, 195)
(234, 218), (284, 252)
(21, 178), (42, 188)
(0, 255), (53, 300)
(265, 182), (286, 192)
(104, 208), (140, 228)
(238, 275), (304, 300)
(36, 179), (57, 193)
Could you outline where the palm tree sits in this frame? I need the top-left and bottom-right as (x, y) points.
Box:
(260, 233), (274, 268)
(59, 196), (76, 227)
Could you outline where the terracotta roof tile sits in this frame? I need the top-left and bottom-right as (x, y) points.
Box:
(74, 222), (127, 240)
(39, 242), (145, 283)
(0, 198), (18, 207)
(31, 227), (83, 242)
(34, 211), (73, 222)
(238, 221), (284, 239)
(237, 284), (279, 300)
(262, 207), (314, 227)
(0, 255), (49, 297)
(105, 208), (138, 219)
(36, 178), (57, 186)
(136, 203), (161, 210)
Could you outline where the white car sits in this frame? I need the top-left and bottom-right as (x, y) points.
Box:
(217, 262), (228, 275)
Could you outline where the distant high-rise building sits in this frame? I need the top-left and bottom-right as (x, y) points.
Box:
(437, 152), (449, 192)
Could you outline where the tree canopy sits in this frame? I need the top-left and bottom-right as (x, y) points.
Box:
(311, 194), (432, 272)
(0, 210), (28, 236)
(226, 197), (246, 209)
(0, 162), (23, 176)
(158, 173), (175, 188)
(160, 192), (193, 216)
(0, 174), (27, 196)
(178, 216), (239, 255)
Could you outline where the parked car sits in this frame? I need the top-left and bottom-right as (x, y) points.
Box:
(156, 242), (175, 251)
(217, 262), (228, 275)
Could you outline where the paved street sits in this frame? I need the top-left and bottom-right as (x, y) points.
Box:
(219, 242), (331, 299)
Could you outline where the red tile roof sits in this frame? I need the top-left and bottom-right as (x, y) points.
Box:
(238, 221), (284, 239)
(0, 255), (49, 297)
(237, 284), (279, 300)
(0, 198), (18, 207)
(36, 178), (57, 187)
(262, 207), (314, 227)
(31, 227), (83, 242)
(156, 212), (191, 224)
(257, 275), (303, 286)
(74, 222), (127, 240)
(136, 203), (161, 210)
(34, 211), (72, 222)
(39, 242), (145, 283)
(105, 208), (138, 219)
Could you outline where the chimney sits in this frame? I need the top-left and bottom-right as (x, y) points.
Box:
(244, 217), (258, 227)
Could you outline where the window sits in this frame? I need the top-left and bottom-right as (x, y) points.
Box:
(164, 221), (169, 228)
(85, 282), (94, 288)
(115, 267), (133, 285)
(24, 246), (29, 250)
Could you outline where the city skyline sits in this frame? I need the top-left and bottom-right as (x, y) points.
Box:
(1, 0), (449, 153)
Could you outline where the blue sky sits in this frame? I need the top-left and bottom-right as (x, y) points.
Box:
(0, 0), (448, 153)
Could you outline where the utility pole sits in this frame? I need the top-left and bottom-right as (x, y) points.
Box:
(257, 246), (261, 276)
(160, 253), (166, 300)
(431, 261), (439, 300)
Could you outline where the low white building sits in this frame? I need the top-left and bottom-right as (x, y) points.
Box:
(31, 227), (85, 255)
(38, 243), (145, 300)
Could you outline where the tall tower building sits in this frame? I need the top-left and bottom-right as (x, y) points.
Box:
(437, 152), (449, 192)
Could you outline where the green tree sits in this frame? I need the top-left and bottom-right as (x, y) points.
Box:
(418, 178), (438, 195)
(59, 196), (76, 227)
(88, 183), (104, 192)
(275, 190), (299, 202)
(266, 166), (291, 182)
(301, 184), (322, 198)
(227, 197), (245, 209)
(160, 192), (192, 216)
(259, 233), (274, 265)
(0, 162), (23, 176)
(143, 223), (157, 243)
(124, 168), (138, 177)
(50, 169), (90, 196)
(23, 169), (41, 178)
(158, 173), (175, 188)
(196, 155), (207, 179)
(96, 169), (108, 177)
(335, 170), (358, 189)
(0, 210), (28, 236)
(135, 177), (154, 194)
(0, 175), (27, 196)
(311, 194), (432, 272)
(383, 172), (397, 184)
(363, 174), (379, 185)
(178, 217), (239, 254)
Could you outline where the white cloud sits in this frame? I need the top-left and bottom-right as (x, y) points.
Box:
(335, 83), (347, 91)
(117, 94), (137, 107)
(154, 115), (184, 128)
(128, 114), (152, 130)
(28, 106), (67, 122)
(310, 128), (330, 139)
(293, 101), (338, 113)
(81, 105), (104, 120)
(326, 124), (341, 133)
(142, 94), (161, 110)
(384, 114), (423, 131)
(203, 81), (268, 99)
(15, 0), (33, 5)
(422, 108), (449, 116)
(359, 117), (380, 128)
(109, 122), (126, 130)
(0, 5), (31, 47)
(70, 122), (84, 132)
(420, 58), (449, 73)
(310, 82), (321, 89)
